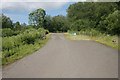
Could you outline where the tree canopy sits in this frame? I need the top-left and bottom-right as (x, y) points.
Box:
(67, 2), (119, 35)
(29, 8), (46, 28)
(2, 14), (13, 28)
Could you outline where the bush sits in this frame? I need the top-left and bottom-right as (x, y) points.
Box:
(22, 29), (37, 44)
(2, 28), (21, 37)
(2, 27), (48, 65)
(2, 27), (46, 51)
(99, 10), (120, 35)
(2, 37), (14, 51)
(2, 28), (14, 37)
(70, 19), (95, 31)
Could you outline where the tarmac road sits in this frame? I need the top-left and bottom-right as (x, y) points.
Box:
(3, 33), (118, 78)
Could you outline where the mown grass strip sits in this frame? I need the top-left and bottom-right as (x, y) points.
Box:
(64, 33), (119, 50)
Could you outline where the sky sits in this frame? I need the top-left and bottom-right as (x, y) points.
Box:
(1, 0), (118, 24)
(1, 2), (77, 24)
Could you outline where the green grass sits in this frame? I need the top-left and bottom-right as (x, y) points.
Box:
(2, 34), (51, 66)
(65, 33), (119, 50)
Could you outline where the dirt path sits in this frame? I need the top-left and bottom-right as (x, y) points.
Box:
(3, 33), (118, 78)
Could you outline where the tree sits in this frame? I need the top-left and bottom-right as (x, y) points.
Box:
(51, 15), (69, 32)
(103, 10), (120, 35)
(93, 2), (117, 25)
(14, 22), (21, 30)
(2, 14), (13, 28)
(70, 19), (95, 31)
(67, 2), (118, 34)
(44, 15), (53, 31)
(29, 8), (46, 28)
(67, 2), (95, 22)
(67, 2), (117, 23)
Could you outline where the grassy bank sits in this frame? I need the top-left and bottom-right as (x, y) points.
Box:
(65, 32), (119, 50)
(2, 28), (50, 65)
(2, 34), (50, 66)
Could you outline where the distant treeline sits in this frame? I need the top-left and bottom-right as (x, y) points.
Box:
(1, 2), (120, 35)
(28, 2), (120, 35)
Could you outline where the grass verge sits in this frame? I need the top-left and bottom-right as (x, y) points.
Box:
(2, 34), (51, 66)
(65, 33), (119, 50)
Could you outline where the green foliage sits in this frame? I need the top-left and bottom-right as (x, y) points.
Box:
(2, 28), (21, 37)
(29, 8), (46, 27)
(2, 37), (14, 51)
(28, 9), (70, 32)
(67, 2), (119, 35)
(2, 28), (14, 37)
(13, 21), (21, 30)
(51, 15), (69, 32)
(70, 19), (95, 31)
(67, 2), (95, 21)
(103, 10), (120, 35)
(2, 36), (50, 65)
(2, 27), (47, 65)
(43, 15), (70, 32)
(2, 14), (13, 28)
(67, 2), (117, 22)
(93, 3), (117, 23)
(44, 15), (53, 31)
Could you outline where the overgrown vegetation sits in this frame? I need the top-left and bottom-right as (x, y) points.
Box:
(67, 2), (119, 35)
(1, 2), (120, 65)
(2, 27), (49, 65)
(1, 11), (49, 65)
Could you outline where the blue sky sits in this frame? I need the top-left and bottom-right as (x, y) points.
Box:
(2, 2), (75, 24)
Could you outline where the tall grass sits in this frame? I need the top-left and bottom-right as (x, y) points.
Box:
(2, 28), (49, 65)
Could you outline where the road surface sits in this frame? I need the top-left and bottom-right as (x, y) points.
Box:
(3, 33), (118, 78)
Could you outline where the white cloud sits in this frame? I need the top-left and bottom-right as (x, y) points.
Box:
(2, 2), (69, 12)
(1, 0), (87, 15)
(1, 0), (87, 12)
(2, 0), (85, 2)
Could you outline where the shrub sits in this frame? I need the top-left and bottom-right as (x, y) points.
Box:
(99, 10), (120, 35)
(2, 27), (47, 60)
(2, 28), (14, 37)
(2, 28), (47, 50)
(2, 37), (15, 51)
(2, 28), (21, 37)
(70, 19), (95, 31)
